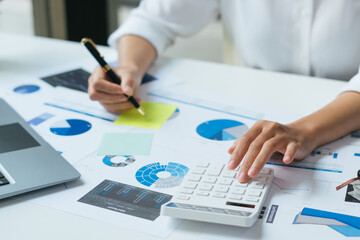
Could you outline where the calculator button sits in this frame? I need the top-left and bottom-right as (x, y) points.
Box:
(219, 178), (233, 185)
(194, 206), (211, 212)
(188, 175), (202, 182)
(203, 176), (217, 184)
(245, 196), (259, 202)
(212, 193), (226, 198)
(196, 190), (210, 196)
(227, 210), (251, 216)
(176, 194), (190, 200)
(231, 188), (245, 195)
(255, 173), (267, 177)
(180, 189), (194, 194)
(227, 210), (246, 216)
(253, 174), (267, 181)
(210, 208), (227, 214)
(229, 194), (242, 200)
(207, 164), (224, 176)
(247, 189), (262, 197)
(177, 204), (193, 209)
(250, 182), (265, 189)
(199, 184), (213, 191)
(234, 182), (248, 188)
(222, 171), (237, 178)
(260, 168), (270, 174)
(196, 161), (209, 168)
(191, 168), (206, 175)
(215, 186), (229, 193)
(183, 182), (198, 189)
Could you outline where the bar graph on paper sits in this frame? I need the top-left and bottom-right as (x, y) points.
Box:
(267, 148), (343, 173)
(78, 180), (172, 221)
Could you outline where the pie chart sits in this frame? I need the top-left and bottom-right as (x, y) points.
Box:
(103, 155), (135, 167)
(168, 108), (180, 120)
(13, 84), (40, 94)
(196, 119), (248, 141)
(50, 119), (92, 136)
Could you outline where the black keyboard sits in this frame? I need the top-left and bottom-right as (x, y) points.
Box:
(0, 171), (9, 186)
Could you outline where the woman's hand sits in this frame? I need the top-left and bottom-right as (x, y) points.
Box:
(227, 120), (317, 183)
(88, 65), (142, 113)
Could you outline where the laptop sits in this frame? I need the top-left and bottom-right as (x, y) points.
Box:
(0, 98), (80, 200)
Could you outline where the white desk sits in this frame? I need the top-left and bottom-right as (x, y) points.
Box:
(0, 32), (347, 240)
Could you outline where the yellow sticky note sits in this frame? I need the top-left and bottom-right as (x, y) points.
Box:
(114, 102), (177, 129)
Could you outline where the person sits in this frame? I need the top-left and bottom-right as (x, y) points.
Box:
(87, 0), (360, 182)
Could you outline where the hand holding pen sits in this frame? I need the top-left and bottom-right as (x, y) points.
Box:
(82, 38), (145, 116)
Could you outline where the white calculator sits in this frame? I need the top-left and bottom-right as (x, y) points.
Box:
(161, 161), (274, 227)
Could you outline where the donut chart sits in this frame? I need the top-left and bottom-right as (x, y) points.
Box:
(136, 162), (189, 188)
(103, 155), (135, 167)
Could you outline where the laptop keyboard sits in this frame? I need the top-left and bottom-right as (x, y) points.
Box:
(0, 171), (9, 186)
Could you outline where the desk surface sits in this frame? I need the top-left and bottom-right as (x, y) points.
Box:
(0, 32), (347, 240)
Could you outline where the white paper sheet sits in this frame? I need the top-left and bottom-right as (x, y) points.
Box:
(4, 68), (360, 240)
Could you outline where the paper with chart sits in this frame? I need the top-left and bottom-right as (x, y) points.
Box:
(0, 69), (190, 237)
(5, 69), (264, 238)
(4, 63), (360, 239)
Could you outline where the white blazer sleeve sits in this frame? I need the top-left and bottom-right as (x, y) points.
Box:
(340, 66), (360, 93)
(108, 0), (219, 55)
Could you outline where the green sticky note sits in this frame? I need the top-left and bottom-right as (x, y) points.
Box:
(114, 101), (177, 129)
(97, 133), (154, 156)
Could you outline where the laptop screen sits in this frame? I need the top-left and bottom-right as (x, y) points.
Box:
(0, 123), (40, 154)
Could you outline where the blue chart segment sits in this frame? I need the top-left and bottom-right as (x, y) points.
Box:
(50, 119), (91, 136)
(28, 113), (54, 126)
(78, 180), (172, 221)
(13, 85), (40, 94)
(136, 162), (189, 188)
(168, 108), (180, 120)
(102, 155), (136, 167)
(196, 119), (248, 141)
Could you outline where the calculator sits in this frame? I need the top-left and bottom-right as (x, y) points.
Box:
(161, 161), (274, 227)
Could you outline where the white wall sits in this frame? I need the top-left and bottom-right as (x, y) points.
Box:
(0, 0), (34, 36)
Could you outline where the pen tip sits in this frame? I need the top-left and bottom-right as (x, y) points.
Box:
(138, 107), (146, 116)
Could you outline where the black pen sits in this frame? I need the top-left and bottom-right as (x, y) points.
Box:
(81, 37), (145, 116)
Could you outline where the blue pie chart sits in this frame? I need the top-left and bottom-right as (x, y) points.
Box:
(13, 85), (40, 94)
(50, 119), (92, 136)
(168, 108), (180, 120)
(196, 119), (248, 141)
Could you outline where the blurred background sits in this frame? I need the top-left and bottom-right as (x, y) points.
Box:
(0, 0), (223, 62)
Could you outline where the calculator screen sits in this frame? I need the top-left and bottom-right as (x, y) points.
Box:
(226, 201), (255, 208)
